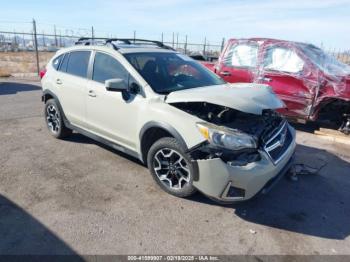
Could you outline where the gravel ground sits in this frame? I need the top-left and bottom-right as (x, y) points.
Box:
(0, 79), (349, 256)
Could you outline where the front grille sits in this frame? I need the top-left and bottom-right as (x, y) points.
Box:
(263, 121), (292, 165)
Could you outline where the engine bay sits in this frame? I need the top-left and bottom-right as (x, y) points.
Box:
(170, 102), (284, 164)
(171, 102), (283, 143)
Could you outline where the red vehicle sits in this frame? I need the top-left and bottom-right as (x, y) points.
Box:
(203, 38), (350, 134)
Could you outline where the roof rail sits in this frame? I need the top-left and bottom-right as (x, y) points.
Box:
(75, 38), (175, 51)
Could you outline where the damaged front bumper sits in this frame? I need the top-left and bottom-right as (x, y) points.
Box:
(192, 125), (296, 203)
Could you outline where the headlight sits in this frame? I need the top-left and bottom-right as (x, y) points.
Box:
(196, 122), (257, 151)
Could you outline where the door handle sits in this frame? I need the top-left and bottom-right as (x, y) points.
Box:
(56, 79), (62, 85)
(219, 71), (231, 76)
(88, 90), (96, 97)
(258, 76), (272, 82)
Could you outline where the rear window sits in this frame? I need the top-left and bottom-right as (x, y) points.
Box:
(66, 51), (91, 78)
(52, 55), (63, 70)
(59, 53), (69, 72)
(264, 47), (304, 73)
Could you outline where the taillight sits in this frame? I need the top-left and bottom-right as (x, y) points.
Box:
(39, 68), (47, 79)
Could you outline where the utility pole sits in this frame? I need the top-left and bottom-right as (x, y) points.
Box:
(203, 37), (206, 56)
(184, 35), (188, 54)
(54, 25), (58, 47)
(133, 30), (136, 43)
(32, 19), (40, 75)
(161, 32), (163, 44)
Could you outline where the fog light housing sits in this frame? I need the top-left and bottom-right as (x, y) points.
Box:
(222, 181), (245, 199)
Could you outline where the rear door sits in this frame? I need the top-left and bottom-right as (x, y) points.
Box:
(217, 41), (259, 83)
(258, 45), (313, 119)
(55, 50), (91, 127)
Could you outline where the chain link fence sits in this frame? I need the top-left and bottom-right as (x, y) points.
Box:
(0, 29), (223, 77)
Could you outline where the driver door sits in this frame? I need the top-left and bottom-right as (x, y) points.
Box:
(86, 51), (142, 151)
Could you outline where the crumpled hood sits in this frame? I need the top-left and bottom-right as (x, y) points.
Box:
(165, 83), (285, 115)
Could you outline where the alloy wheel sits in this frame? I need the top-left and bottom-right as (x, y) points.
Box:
(153, 148), (191, 190)
(46, 104), (60, 134)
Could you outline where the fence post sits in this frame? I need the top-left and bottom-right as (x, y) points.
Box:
(176, 33), (179, 49)
(22, 32), (25, 48)
(91, 26), (94, 44)
(59, 31), (62, 47)
(172, 32), (174, 48)
(42, 31), (46, 47)
(54, 25), (58, 47)
(13, 30), (17, 51)
(203, 37), (206, 56)
(184, 35), (188, 54)
(32, 19), (40, 75)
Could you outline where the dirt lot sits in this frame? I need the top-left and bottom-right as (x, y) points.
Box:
(0, 52), (54, 77)
(0, 79), (350, 256)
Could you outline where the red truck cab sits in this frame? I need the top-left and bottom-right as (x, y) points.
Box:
(204, 38), (350, 133)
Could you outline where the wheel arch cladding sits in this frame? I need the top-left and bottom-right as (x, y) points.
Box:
(139, 121), (188, 164)
(139, 122), (199, 181)
(42, 90), (68, 124)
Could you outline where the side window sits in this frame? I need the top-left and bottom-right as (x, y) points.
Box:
(92, 52), (128, 83)
(264, 47), (304, 73)
(52, 55), (63, 70)
(224, 43), (258, 67)
(66, 51), (91, 78)
(58, 53), (69, 72)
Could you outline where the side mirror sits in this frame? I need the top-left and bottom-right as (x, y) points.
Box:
(105, 78), (128, 92)
(129, 82), (140, 94)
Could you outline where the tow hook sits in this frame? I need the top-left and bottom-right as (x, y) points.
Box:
(339, 113), (350, 135)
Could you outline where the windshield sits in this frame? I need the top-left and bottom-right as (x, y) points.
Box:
(124, 52), (225, 94)
(299, 44), (350, 76)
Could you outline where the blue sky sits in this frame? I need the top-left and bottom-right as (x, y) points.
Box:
(1, 0), (349, 49)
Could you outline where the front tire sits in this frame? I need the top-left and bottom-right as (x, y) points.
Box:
(44, 99), (72, 139)
(147, 137), (197, 198)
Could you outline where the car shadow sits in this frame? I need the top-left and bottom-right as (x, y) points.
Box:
(0, 82), (41, 95)
(64, 132), (145, 166)
(0, 194), (83, 258)
(291, 121), (343, 134)
(187, 143), (350, 240)
(290, 122), (320, 133)
(63, 132), (350, 240)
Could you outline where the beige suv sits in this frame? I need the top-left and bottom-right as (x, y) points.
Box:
(41, 38), (296, 203)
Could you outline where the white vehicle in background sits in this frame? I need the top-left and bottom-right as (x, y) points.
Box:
(40, 38), (296, 203)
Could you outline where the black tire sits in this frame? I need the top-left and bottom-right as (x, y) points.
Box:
(147, 137), (197, 198)
(44, 99), (72, 139)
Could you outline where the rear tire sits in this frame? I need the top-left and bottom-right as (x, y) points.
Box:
(147, 137), (197, 198)
(44, 99), (72, 139)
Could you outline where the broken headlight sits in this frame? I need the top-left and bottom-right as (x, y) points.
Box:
(196, 122), (257, 151)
